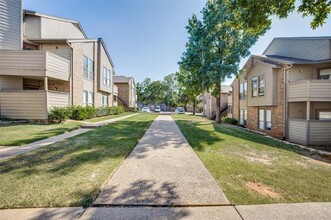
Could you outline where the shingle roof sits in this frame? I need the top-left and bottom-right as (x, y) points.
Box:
(114, 76), (134, 83)
(252, 55), (331, 64)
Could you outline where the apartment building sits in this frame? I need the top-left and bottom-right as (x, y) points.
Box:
(229, 37), (331, 146)
(202, 85), (231, 119)
(113, 76), (137, 109)
(0, 1), (116, 120)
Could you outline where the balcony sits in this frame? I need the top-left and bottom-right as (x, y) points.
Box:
(288, 119), (331, 146)
(0, 50), (70, 81)
(0, 90), (69, 120)
(288, 80), (331, 102)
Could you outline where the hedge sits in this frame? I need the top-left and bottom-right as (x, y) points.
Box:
(222, 116), (238, 125)
(48, 106), (125, 122)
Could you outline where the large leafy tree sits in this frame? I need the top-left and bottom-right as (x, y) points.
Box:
(228, 0), (331, 31)
(200, 0), (267, 123)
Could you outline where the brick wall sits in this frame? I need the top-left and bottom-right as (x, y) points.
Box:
(246, 68), (285, 139)
(115, 83), (130, 107)
(71, 43), (84, 105)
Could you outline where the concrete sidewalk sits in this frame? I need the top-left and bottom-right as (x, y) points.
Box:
(2, 202), (330, 220)
(0, 113), (138, 161)
(94, 115), (229, 206)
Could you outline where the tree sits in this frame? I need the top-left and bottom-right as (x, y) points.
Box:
(176, 69), (203, 115)
(162, 74), (178, 108)
(200, 0), (267, 123)
(228, 0), (331, 30)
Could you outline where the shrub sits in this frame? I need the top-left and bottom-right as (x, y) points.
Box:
(49, 106), (72, 122)
(130, 107), (140, 112)
(70, 106), (96, 120)
(108, 106), (124, 115)
(95, 107), (108, 117)
(222, 117), (238, 125)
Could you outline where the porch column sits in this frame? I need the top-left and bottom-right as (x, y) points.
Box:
(306, 101), (310, 145)
(44, 76), (48, 91)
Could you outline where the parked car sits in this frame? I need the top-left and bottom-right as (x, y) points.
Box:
(141, 107), (151, 113)
(154, 105), (161, 113)
(175, 107), (185, 114)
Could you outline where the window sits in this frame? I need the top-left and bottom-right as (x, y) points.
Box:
(240, 83), (244, 100)
(319, 69), (331, 80)
(88, 59), (94, 80)
(102, 94), (108, 106)
(83, 56), (94, 80)
(83, 90), (94, 106)
(258, 75), (265, 96)
(239, 81), (247, 100)
(240, 109), (247, 126)
(318, 111), (331, 120)
(252, 77), (258, 97)
(103, 67), (111, 86)
(228, 105), (232, 114)
(244, 82), (247, 98)
(259, 109), (272, 130)
(252, 75), (265, 97)
(83, 56), (88, 78)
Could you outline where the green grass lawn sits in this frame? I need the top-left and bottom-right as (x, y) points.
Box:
(0, 113), (157, 208)
(0, 122), (82, 146)
(172, 114), (331, 205)
(84, 112), (134, 123)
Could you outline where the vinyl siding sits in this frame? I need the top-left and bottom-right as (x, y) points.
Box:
(288, 80), (331, 102)
(0, 50), (70, 80)
(46, 51), (70, 81)
(41, 17), (85, 39)
(0, 50), (45, 76)
(98, 42), (113, 93)
(264, 38), (330, 61)
(288, 65), (314, 82)
(309, 121), (331, 145)
(48, 91), (69, 109)
(82, 42), (94, 60)
(0, 0), (22, 49)
(0, 76), (22, 90)
(247, 62), (276, 106)
(40, 43), (71, 60)
(0, 91), (47, 119)
(24, 15), (40, 39)
(288, 119), (307, 145)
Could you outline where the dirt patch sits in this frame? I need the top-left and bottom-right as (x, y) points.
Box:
(235, 151), (273, 165)
(246, 182), (282, 199)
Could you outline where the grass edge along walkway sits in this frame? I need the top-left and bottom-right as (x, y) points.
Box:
(172, 114), (331, 205)
(0, 113), (157, 209)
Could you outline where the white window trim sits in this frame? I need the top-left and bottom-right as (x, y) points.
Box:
(83, 56), (94, 80)
(83, 90), (94, 106)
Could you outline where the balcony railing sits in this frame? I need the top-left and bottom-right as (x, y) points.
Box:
(0, 90), (69, 120)
(0, 50), (70, 81)
(288, 80), (331, 102)
(288, 118), (331, 145)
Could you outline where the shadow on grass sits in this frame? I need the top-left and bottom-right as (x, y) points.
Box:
(176, 118), (330, 163)
(1, 124), (81, 146)
(0, 119), (154, 176)
(175, 120), (222, 152)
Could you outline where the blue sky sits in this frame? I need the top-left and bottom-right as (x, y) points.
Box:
(24, 0), (331, 84)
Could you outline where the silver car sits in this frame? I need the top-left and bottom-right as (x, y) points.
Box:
(141, 107), (151, 113)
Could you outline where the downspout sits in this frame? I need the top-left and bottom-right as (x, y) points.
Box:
(65, 40), (74, 105)
(283, 64), (293, 139)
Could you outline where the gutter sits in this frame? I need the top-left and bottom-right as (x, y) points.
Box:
(65, 40), (74, 105)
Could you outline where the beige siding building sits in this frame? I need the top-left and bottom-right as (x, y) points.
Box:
(0, 4), (116, 120)
(230, 37), (331, 147)
(113, 76), (137, 109)
(202, 85), (231, 119)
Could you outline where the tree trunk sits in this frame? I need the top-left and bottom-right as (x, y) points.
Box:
(193, 100), (196, 115)
(215, 82), (221, 123)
